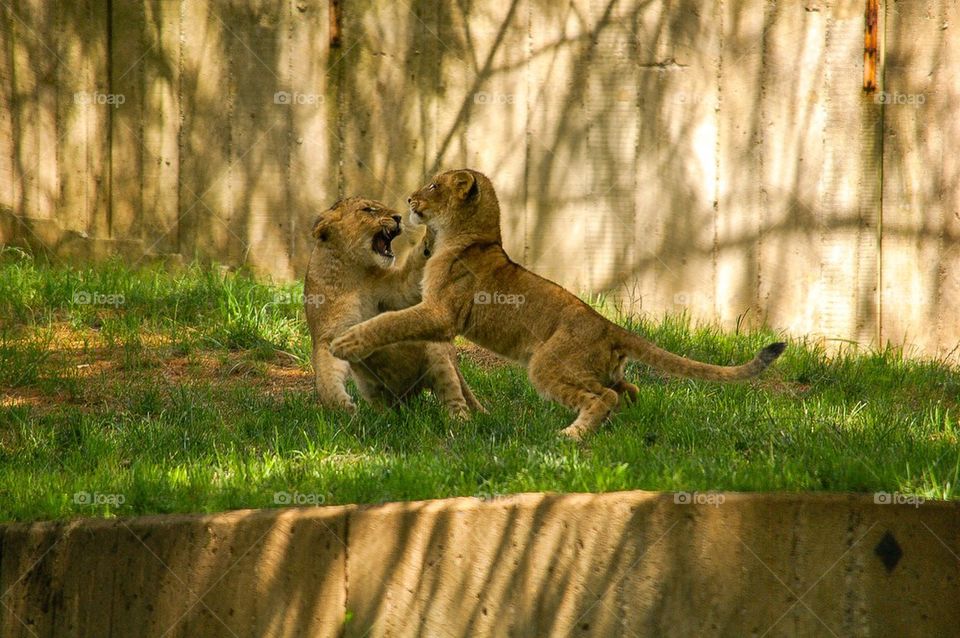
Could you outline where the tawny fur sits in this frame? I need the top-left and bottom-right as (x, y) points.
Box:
(304, 196), (483, 418)
(330, 171), (784, 439)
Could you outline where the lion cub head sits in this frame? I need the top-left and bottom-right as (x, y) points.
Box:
(312, 196), (404, 269)
(407, 169), (500, 237)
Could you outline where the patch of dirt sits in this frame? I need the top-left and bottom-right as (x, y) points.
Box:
(458, 341), (510, 370)
(1, 323), (314, 413)
(2, 325), (517, 414)
(0, 388), (47, 409)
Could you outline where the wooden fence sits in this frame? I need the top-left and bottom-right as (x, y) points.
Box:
(1, 0), (957, 357)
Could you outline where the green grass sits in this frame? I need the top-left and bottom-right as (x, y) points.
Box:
(0, 247), (958, 522)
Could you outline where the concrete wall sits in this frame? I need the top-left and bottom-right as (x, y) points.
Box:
(1, 1), (958, 357)
(1, 492), (959, 636)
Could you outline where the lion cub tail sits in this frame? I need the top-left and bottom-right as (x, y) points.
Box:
(618, 329), (786, 381)
(456, 367), (486, 413)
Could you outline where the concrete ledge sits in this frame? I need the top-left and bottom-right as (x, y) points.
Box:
(1, 492), (958, 636)
(0, 508), (348, 637)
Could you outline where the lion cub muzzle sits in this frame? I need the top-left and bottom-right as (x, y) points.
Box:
(372, 215), (403, 259)
(407, 197), (427, 227)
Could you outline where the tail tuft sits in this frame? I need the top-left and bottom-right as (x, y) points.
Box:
(618, 328), (787, 381)
(759, 341), (787, 363)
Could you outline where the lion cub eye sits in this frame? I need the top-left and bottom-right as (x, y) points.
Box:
(428, 184), (437, 191)
(362, 206), (379, 213)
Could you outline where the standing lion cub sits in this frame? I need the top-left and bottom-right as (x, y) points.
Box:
(305, 196), (483, 417)
(331, 170), (785, 439)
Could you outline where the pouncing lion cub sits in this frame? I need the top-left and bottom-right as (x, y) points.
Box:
(331, 170), (785, 439)
(305, 196), (483, 418)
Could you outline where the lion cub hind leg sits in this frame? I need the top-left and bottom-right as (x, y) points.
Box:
(424, 343), (473, 419)
(559, 387), (619, 440)
(540, 378), (619, 441)
(457, 367), (487, 414)
(528, 352), (619, 440)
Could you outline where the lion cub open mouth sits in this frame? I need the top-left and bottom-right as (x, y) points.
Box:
(372, 224), (401, 259)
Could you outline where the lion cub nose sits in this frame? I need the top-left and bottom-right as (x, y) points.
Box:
(392, 215), (402, 224)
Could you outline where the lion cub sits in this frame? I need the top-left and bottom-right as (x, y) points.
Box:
(304, 196), (482, 417)
(331, 170), (785, 439)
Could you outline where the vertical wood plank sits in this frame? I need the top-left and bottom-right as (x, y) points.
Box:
(881, 0), (960, 357)
(756, 3), (829, 337)
(936, 2), (960, 358)
(631, 0), (721, 321)
(288, 0), (336, 277)
(11, 0), (57, 221)
(336, 2), (426, 203)
(582, 0), (638, 303)
(410, 1), (442, 183)
(524, 1), (594, 290)
(140, 0), (181, 255)
(178, 0), (233, 263)
(716, 0), (765, 327)
(427, 1), (469, 174)
(817, 0), (879, 347)
(224, 0), (291, 278)
(455, 0), (529, 260)
(109, 0), (144, 242)
(56, 0), (109, 238)
(0, 3), (15, 224)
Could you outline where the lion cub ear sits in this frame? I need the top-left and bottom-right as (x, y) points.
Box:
(312, 200), (342, 241)
(450, 170), (480, 202)
(311, 212), (332, 241)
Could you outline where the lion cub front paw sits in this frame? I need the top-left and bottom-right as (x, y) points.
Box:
(338, 397), (358, 413)
(330, 330), (368, 361)
(446, 403), (471, 421)
(318, 391), (357, 413)
(560, 423), (586, 441)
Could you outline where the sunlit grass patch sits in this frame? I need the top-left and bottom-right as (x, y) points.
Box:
(1, 250), (958, 521)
